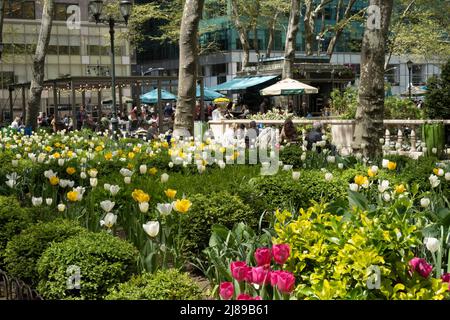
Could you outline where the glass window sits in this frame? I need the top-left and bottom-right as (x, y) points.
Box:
(0, 72), (15, 87)
(70, 46), (80, 55)
(54, 3), (79, 21)
(59, 45), (70, 55)
(211, 63), (227, 76)
(48, 45), (59, 55)
(5, 0), (35, 19)
(88, 45), (101, 56)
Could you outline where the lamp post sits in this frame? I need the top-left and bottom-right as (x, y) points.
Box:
(89, 0), (132, 139)
(406, 60), (413, 101)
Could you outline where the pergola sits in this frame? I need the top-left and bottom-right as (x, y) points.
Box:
(7, 76), (206, 129)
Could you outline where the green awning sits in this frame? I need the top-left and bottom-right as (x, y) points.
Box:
(281, 89), (304, 95)
(210, 75), (279, 92)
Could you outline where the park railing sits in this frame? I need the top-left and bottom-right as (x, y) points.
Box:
(0, 269), (43, 300)
(209, 119), (450, 159)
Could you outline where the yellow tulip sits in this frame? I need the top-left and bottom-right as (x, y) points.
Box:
(128, 152), (135, 159)
(387, 161), (397, 170)
(53, 152), (61, 159)
(148, 167), (158, 175)
(354, 175), (368, 186)
(54, 142), (61, 148)
(127, 163), (134, 170)
(67, 150), (74, 158)
(162, 141), (169, 148)
(395, 184), (406, 194)
(174, 199), (192, 213)
(95, 145), (104, 152)
(45, 146), (52, 152)
(104, 152), (113, 160)
(66, 167), (76, 175)
(132, 189), (150, 203)
(368, 168), (376, 178)
(49, 176), (59, 186)
(165, 189), (177, 199)
(219, 147), (226, 154)
(67, 191), (79, 202)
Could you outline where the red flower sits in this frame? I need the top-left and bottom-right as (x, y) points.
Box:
(237, 294), (262, 300)
(230, 261), (252, 282)
(219, 282), (234, 300)
(251, 266), (271, 285)
(272, 244), (290, 265)
(276, 271), (296, 294)
(254, 247), (272, 267)
(270, 270), (282, 287)
(409, 257), (433, 278)
(442, 273), (450, 291)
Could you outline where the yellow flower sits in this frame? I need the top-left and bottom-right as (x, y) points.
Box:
(54, 142), (61, 148)
(128, 152), (135, 159)
(387, 161), (397, 171)
(53, 152), (61, 159)
(45, 146), (52, 152)
(174, 199), (192, 213)
(67, 191), (79, 202)
(395, 184), (406, 194)
(133, 146), (141, 153)
(219, 147), (226, 153)
(66, 167), (76, 175)
(132, 189), (150, 203)
(162, 141), (169, 148)
(67, 150), (74, 158)
(148, 167), (158, 175)
(127, 163), (134, 170)
(354, 175), (368, 186)
(368, 168), (376, 178)
(178, 150), (185, 158)
(165, 189), (177, 199)
(104, 152), (113, 160)
(95, 145), (104, 152)
(49, 176), (59, 186)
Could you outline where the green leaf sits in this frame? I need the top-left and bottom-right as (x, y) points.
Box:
(436, 208), (450, 227)
(348, 190), (368, 211)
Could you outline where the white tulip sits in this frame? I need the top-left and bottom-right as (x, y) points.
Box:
(325, 173), (333, 182)
(420, 198), (430, 208)
(44, 169), (56, 179)
(143, 221), (160, 237)
(139, 165), (148, 174)
(5, 180), (15, 188)
(88, 169), (98, 178)
(429, 174), (440, 188)
(382, 159), (389, 168)
(124, 176), (131, 184)
(432, 148), (437, 154)
(100, 213), (117, 229)
(109, 185), (121, 196)
(139, 201), (149, 213)
(292, 171), (300, 181)
(11, 160), (18, 167)
(100, 200), (115, 212)
(425, 237), (440, 253)
(58, 159), (65, 166)
(119, 168), (133, 177)
(218, 162), (226, 169)
(371, 166), (379, 174)
(68, 180), (75, 188)
(32, 197), (43, 206)
(382, 192), (391, 202)
(168, 162), (174, 168)
(57, 203), (66, 212)
(349, 183), (359, 192)
(300, 153), (307, 161)
(90, 178), (98, 187)
(437, 168), (444, 177)
(104, 183), (111, 192)
(378, 180), (390, 193)
(161, 173), (169, 183)
(445, 172), (450, 181)
(326, 156), (335, 164)
(338, 163), (344, 169)
(16, 154), (22, 159)
(46, 198), (53, 206)
(157, 203), (173, 216)
(80, 172), (87, 179)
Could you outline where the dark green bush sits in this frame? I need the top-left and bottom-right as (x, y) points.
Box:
(37, 232), (139, 300)
(0, 196), (32, 267)
(181, 192), (256, 256)
(4, 219), (86, 285)
(106, 269), (203, 300)
(279, 144), (303, 168)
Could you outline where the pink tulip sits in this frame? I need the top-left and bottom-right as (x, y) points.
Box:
(276, 271), (296, 294)
(219, 282), (234, 300)
(272, 244), (290, 265)
(409, 257), (433, 278)
(230, 261), (252, 282)
(442, 273), (450, 291)
(237, 294), (262, 300)
(251, 266), (271, 285)
(270, 270), (282, 287)
(254, 247), (272, 267)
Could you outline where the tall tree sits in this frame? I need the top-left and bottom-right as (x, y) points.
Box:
(260, 0), (290, 58)
(303, 0), (333, 56)
(0, 0), (4, 61)
(26, 0), (54, 130)
(352, 0), (394, 158)
(174, 0), (205, 137)
(282, 0), (301, 79)
(230, 0), (251, 71)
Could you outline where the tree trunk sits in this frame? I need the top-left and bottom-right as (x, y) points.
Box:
(252, 23), (260, 62)
(265, 12), (279, 58)
(0, 0), (5, 61)
(173, 0), (204, 137)
(282, 0), (300, 79)
(231, 0), (250, 70)
(326, 0), (357, 58)
(352, 0), (394, 159)
(304, 0), (315, 56)
(26, 0), (54, 130)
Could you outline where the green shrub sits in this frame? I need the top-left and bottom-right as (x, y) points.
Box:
(4, 219), (86, 285)
(37, 232), (139, 300)
(279, 145), (303, 168)
(106, 269), (203, 300)
(0, 196), (32, 267)
(181, 192), (256, 256)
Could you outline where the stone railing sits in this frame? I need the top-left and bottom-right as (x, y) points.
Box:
(209, 119), (450, 158)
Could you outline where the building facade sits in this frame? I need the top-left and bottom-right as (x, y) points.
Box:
(0, 0), (133, 121)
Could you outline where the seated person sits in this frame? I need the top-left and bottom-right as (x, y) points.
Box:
(279, 119), (298, 144)
(306, 122), (323, 150)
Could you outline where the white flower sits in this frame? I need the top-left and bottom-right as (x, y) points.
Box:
(32, 197), (43, 206)
(445, 172), (450, 181)
(46, 198), (53, 206)
(349, 183), (359, 192)
(11, 159), (18, 167)
(58, 159), (65, 166)
(420, 198), (430, 208)
(382, 159), (389, 168)
(382, 192), (391, 202)
(119, 168), (133, 177)
(168, 162), (174, 168)
(292, 171), (300, 181)
(432, 148), (437, 154)
(109, 185), (120, 196)
(139, 201), (149, 213)
(104, 183), (111, 192)
(325, 173), (333, 182)
(197, 165), (206, 173)
(90, 178), (98, 187)
(100, 213), (117, 229)
(5, 179), (16, 188)
(378, 180), (390, 193)
(100, 200), (115, 212)
(68, 180), (75, 188)
(157, 203), (173, 216)
(88, 169), (98, 178)
(429, 174), (440, 188)
(300, 153), (306, 161)
(143, 221), (160, 237)
(57, 203), (66, 212)
(80, 172), (87, 179)
(338, 163), (344, 169)
(124, 176), (131, 184)
(139, 165), (147, 174)
(218, 161), (226, 169)
(283, 165), (293, 171)
(44, 169), (56, 179)
(424, 237), (440, 253)
(436, 168), (444, 177)
(161, 173), (169, 183)
(371, 166), (379, 174)
(326, 156), (335, 164)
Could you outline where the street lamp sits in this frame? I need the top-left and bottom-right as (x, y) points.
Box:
(406, 60), (413, 101)
(89, 0), (132, 139)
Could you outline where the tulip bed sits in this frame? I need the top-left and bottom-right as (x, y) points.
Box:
(0, 128), (449, 300)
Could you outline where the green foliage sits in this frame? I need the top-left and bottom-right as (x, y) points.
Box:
(384, 97), (425, 120)
(4, 219), (86, 285)
(37, 232), (139, 300)
(274, 203), (449, 300)
(0, 196), (32, 267)
(425, 59), (450, 119)
(279, 144), (303, 168)
(106, 269), (203, 300)
(180, 192), (256, 256)
(330, 87), (358, 119)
